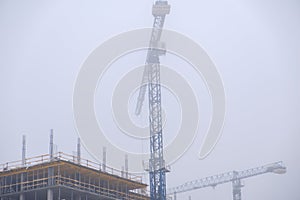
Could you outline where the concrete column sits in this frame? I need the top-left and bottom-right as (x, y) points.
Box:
(103, 147), (106, 172)
(47, 189), (53, 200)
(47, 129), (54, 200)
(20, 172), (25, 200)
(20, 135), (26, 200)
(125, 154), (128, 178)
(76, 196), (82, 200)
(19, 193), (25, 200)
(47, 166), (54, 200)
(77, 138), (81, 164)
(49, 129), (54, 160)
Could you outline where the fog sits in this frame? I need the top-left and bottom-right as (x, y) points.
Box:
(1, 0), (300, 199)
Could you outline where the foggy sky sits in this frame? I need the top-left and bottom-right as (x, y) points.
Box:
(1, 0), (300, 199)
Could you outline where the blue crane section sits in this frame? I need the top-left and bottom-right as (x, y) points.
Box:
(135, 1), (170, 200)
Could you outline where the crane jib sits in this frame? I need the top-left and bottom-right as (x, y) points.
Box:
(167, 161), (286, 200)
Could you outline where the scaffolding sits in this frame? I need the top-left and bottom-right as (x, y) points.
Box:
(0, 152), (149, 200)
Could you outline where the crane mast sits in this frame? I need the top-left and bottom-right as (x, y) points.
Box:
(136, 1), (170, 200)
(167, 161), (286, 200)
(135, 1), (170, 115)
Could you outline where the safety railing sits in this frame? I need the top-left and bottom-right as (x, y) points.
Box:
(0, 152), (143, 183)
(0, 175), (149, 200)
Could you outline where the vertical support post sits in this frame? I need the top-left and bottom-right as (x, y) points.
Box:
(20, 176), (25, 200)
(47, 189), (53, 200)
(0, 177), (2, 195)
(22, 135), (26, 166)
(232, 180), (242, 200)
(232, 171), (243, 200)
(107, 180), (110, 196)
(103, 147), (106, 172)
(50, 129), (54, 161)
(48, 129), (54, 200)
(75, 164), (81, 200)
(20, 135), (26, 200)
(173, 192), (177, 200)
(125, 154), (128, 178)
(98, 178), (101, 195)
(77, 138), (81, 165)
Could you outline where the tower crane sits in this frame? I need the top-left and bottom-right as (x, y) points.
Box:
(135, 1), (170, 200)
(167, 161), (286, 200)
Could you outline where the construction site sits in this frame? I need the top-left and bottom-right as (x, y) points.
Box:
(0, 132), (287, 200)
(0, 132), (149, 200)
(0, 128), (288, 200)
(0, 0), (290, 200)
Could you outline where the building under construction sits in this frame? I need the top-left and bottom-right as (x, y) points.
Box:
(0, 133), (149, 200)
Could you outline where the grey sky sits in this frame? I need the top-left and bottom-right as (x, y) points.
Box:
(1, 0), (300, 199)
